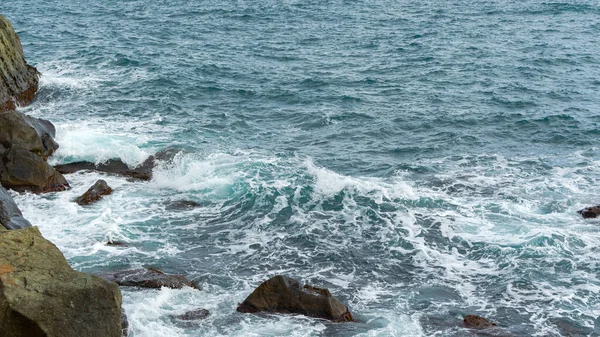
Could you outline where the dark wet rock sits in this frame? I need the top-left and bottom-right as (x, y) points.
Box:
(0, 111), (59, 158)
(99, 267), (200, 290)
(0, 15), (40, 112)
(0, 226), (123, 337)
(464, 315), (496, 329)
(0, 186), (31, 230)
(0, 145), (69, 193)
(121, 307), (129, 337)
(173, 308), (210, 321)
(578, 205), (600, 219)
(164, 199), (203, 211)
(55, 158), (130, 175)
(237, 275), (353, 322)
(106, 240), (128, 247)
(55, 147), (181, 181)
(75, 179), (113, 206)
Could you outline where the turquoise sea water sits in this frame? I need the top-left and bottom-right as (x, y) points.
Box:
(3, 0), (600, 336)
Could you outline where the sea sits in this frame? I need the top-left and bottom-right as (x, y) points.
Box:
(2, 0), (600, 336)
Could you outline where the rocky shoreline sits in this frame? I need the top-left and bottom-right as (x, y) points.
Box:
(0, 13), (556, 336)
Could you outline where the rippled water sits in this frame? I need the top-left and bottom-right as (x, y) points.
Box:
(3, 0), (600, 336)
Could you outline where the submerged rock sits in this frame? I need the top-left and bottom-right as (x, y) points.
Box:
(173, 308), (210, 321)
(0, 15), (40, 111)
(237, 275), (353, 322)
(0, 186), (31, 230)
(164, 199), (203, 211)
(464, 315), (496, 329)
(100, 267), (200, 289)
(578, 205), (600, 219)
(0, 111), (59, 158)
(0, 226), (123, 337)
(0, 144), (69, 193)
(75, 179), (113, 206)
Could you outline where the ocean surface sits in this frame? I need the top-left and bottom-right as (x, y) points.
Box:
(3, 0), (600, 336)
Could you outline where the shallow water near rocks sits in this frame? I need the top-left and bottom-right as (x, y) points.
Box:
(3, 0), (600, 336)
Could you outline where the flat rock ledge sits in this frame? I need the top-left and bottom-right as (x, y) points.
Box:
(0, 226), (123, 337)
(237, 275), (353, 322)
(99, 267), (200, 290)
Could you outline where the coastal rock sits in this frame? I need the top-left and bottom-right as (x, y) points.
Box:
(54, 147), (181, 181)
(121, 308), (129, 337)
(0, 145), (69, 193)
(100, 267), (200, 289)
(173, 308), (210, 321)
(0, 226), (123, 337)
(237, 275), (353, 322)
(0, 15), (40, 111)
(0, 111), (59, 158)
(164, 199), (203, 211)
(464, 315), (496, 329)
(578, 205), (600, 219)
(0, 186), (31, 230)
(75, 179), (113, 206)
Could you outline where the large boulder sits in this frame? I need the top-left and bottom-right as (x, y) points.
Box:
(100, 267), (200, 290)
(0, 226), (123, 337)
(0, 15), (39, 112)
(0, 111), (59, 158)
(0, 186), (31, 230)
(75, 179), (113, 206)
(0, 145), (69, 193)
(237, 275), (354, 322)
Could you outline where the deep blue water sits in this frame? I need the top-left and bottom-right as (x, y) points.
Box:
(3, 0), (600, 336)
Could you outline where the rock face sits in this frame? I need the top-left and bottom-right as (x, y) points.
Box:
(464, 315), (496, 329)
(100, 268), (200, 290)
(75, 179), (113, 206)
(237, 275), (353, 322)
(0, 15), (40, 112)
(0, 144), (69, 193)
(0, 226), (123, 337)
(121, 308), (129, 337)
(578, 205), (600, 219)
(55, 147), (181, 181)
(0, 111), (59, 158)
(0, 186), (31, 230)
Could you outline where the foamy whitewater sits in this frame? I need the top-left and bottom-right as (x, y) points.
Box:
(3, 1), (600, 336)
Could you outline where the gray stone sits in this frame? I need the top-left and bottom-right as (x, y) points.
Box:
(0, 186), (31, 230)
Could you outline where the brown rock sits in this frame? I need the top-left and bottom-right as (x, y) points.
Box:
(237, 275), (353, 322)
(578, 205), (600, 219)
(464, 315), (496, 329)
(0, 145), (69, 193)
(99, 267), (200, 290)
(75, 179), (113, 206)
(0, 15), (40, 111)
